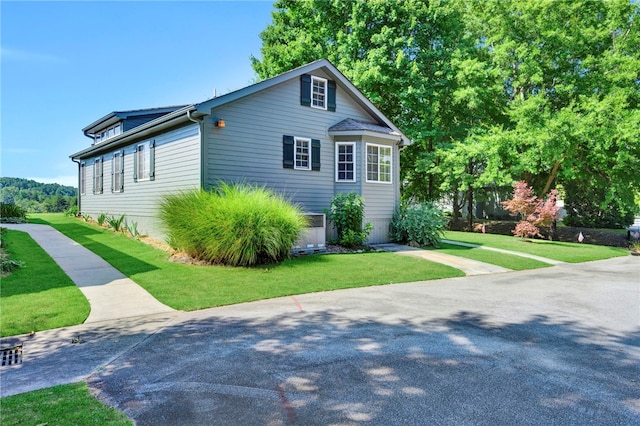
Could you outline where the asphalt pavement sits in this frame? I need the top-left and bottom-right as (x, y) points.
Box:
(1, 224), (638, 425)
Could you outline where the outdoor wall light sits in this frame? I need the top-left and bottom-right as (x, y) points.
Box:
(215, 119), (226, 128)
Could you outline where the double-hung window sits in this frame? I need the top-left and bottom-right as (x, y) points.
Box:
(93, 157), (103, 194)
(311, 76), (327, 110)
(283, 135), (321, 171)
(295, 137), (311, 170)
(134, 141), (155, 182)
(112, 151), (124, 192)
(366, 144), (392, 183)
(336, 142), (356, 182)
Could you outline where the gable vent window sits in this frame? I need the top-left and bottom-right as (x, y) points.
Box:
(283, 135), (321, 171)
(300, 74), (336, 112)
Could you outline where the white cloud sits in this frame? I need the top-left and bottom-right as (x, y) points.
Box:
(27, 176), (78, 187)
(1, 47), (66, 64)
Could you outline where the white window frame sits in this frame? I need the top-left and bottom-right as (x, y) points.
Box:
(335, 142), (356, 182)
(95, 123), (122, 144)
(311, 76), (327, 110)
(136, 142), (151, 181)
(294, 137), (312, 170)
(365, 143), (392, 184)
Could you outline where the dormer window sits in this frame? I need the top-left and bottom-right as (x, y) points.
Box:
(94, 123), (122, 144)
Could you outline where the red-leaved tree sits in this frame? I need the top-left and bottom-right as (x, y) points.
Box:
(502, 182), (561, 239)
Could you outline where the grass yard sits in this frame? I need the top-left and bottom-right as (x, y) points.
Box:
(29, 214), (464, 312)
(443, 231), (629, 263)
(0, 383), (132, 425)
(0, 229), (89, 337)
(434, 242), (552, 270)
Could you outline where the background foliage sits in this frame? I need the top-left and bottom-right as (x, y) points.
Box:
(0, 177), (77, 214)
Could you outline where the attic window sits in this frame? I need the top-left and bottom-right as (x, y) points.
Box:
(311, 76), (327, 110)
(300, 74), (336, 112)
(95, 123), (122, 144)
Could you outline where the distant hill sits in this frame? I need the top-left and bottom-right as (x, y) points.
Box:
(0, 177), (77, 213)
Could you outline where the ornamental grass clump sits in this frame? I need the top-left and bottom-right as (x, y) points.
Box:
(160, 183), (308, 266)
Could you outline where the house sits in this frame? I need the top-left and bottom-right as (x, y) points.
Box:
(70, 59), (410, 246)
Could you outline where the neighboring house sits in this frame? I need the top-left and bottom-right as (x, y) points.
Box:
(70, 59), (410, 246)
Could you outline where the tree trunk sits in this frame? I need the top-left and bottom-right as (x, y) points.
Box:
(467, 187), (474, 231)
(542, 160), (562, 195)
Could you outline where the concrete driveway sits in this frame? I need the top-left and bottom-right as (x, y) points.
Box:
(85, 255), (640, 425)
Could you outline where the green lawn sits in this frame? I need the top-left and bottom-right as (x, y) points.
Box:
(434, 242), (552, 270)
(29, 214), (464, 312)
(0, 229), (90, 337)
(443, 231), (629, 263)
(0, 383), (132, 425)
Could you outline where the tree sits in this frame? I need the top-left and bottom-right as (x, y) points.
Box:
(502, 181), (560, 239)
(464, 0), (640, 226)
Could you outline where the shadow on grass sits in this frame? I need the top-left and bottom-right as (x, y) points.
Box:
(31, 218), (159, 276)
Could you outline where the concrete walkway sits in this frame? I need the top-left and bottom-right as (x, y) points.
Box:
(374, 243), (512, 275)
(1, 224), (175, 323)
(441, 239), (564, 265)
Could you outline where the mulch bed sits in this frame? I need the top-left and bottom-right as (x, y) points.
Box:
(450, 220), (630, 248)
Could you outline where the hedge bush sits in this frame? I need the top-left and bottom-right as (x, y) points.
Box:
(0, 202), (27, 223)
(160, 183), (307, 266)
(325, 191), (372, 248)
(390, 202), (447, 247)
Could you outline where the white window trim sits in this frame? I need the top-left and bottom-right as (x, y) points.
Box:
(136, 142), (151, 181)
(311, 76), (328, 110)
(294, 137), (312, 170)
(365, 143), (393, 184)
(95, 123), (122, 144)
(335, 142), (356, 183)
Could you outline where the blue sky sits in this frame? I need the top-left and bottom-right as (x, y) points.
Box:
(1, 1), (275, 187)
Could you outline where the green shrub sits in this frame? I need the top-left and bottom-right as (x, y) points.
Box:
(160, 183), (308, 266)
(64, 205), (79, 217)
(106, 214), (126, 232)
(97, 213), (108, 227)
(0, 202), (27, 223)
(125, 220), (140, 239)
(325, 192), (372, 248)
(390, 202), (447, 247)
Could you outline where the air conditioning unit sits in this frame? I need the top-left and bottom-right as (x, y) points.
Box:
(292, 213), (326, 254)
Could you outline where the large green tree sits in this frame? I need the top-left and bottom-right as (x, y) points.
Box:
(461, 0), (640, 226)
(253, 0), (640, 227)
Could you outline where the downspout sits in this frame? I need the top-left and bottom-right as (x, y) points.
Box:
(187, 109), (206, 190)
(71, 158), (81, 215)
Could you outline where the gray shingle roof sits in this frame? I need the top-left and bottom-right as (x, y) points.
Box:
(329, 118), (398, 135)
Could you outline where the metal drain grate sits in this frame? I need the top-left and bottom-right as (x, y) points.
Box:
(1, 344), (23, 366)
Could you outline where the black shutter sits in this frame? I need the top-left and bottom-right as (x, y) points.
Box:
(111, 155), (115, 192)
(133, 146), (138, 182)
(311, 139), (321, 171)
(283, 135), (295, 168)
(119, 150), (125, 191)
(327, 80), (336, 112)
(300, 74), (311, 107)
(149, 140), (156, 181)
(99, 157), (104, 194)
